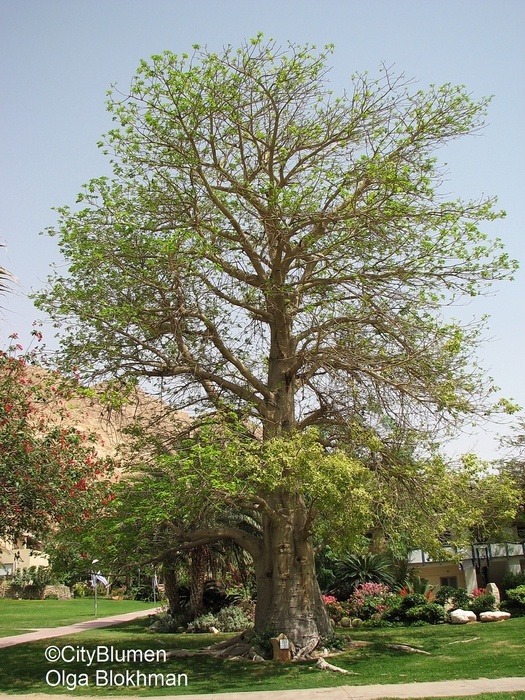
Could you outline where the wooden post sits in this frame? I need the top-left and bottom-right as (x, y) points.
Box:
(271, 633), (292, 662)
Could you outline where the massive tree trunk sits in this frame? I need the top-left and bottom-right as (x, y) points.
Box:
(253, 496), (331, 648)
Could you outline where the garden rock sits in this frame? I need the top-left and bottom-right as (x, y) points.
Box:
(485, 583), (501, 606)
(340, 616), (351, 628)
(479, 610), (511, 622)
(450, 609), (477, 624)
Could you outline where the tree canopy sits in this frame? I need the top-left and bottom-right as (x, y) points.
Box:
(0, 339), (115, 542)
(35, 37), (518, 646)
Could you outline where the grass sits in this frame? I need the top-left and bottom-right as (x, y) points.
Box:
(0, 614), (523, 695)
(0, 598), (157, 637)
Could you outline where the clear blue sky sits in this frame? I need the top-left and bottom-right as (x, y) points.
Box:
(1, 0), (524, 459)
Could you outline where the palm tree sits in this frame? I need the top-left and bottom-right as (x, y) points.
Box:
(333, 553), (397, 598)
(0, 245), (16, 307)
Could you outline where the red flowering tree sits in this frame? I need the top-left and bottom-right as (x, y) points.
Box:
(0, 336), (115, 542)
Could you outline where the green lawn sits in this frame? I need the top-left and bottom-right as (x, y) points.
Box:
(0, 615), (523, 696)
(0, 598), (157, 636)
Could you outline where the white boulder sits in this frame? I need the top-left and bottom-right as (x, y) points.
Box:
(485, 583), (501, 606)
(449, 609), (477, 624)
(479, 611), (511, 622)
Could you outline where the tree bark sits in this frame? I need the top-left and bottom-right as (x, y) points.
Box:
(189, 545), (207, 619)
(253, 499), (331, 648)
(163, 565), (180, 617)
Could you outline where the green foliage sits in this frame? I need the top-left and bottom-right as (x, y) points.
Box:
(434, 585), (469, 610)
(31, 37), (521, 627)
(500, 585), (525, 617)
(501, 571), (525, 599)
(382, 592), (443, 624)
(433, 585), (470, 611)
(187, 605), (253, 633)
(506, 585), (525, 606)
(408, 576), (434, 596)
(405, 603), (446, 624)
(250, 626), (277, 658)
(149, 612), (185, 633)
(321, 633), (348, 651)
(469, 593), (497, 616)
(333, 553), (396, 598)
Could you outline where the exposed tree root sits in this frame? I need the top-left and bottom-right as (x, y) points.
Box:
(386, 643), (430, 655)
(448, 637), (480, 645)
(316, 658), (358, 675)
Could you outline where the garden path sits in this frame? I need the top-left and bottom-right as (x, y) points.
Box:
(0, 607), (159, 648)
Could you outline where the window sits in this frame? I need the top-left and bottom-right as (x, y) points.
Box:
(0, 563), (13, 576)
(440, 576), (458, 588)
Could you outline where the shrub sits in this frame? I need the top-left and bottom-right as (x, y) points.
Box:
(400, 593), (428, 611)
(150, 613), (185, 633)
(333, 553), (396, 598)
(187, 605), (253, 633)
(506, 585), (525, 605)
(451, 588), (470, 610)
(72, 582), (87, 598)
(322, 595), (352, 624)
(434, 585), (469, 610)
(348, 583), (392, 620)
(251, 626), (277, 658)
(361, 619), (403, 628)
(405, 603), (446, 624)
(216, 604), (254, 632)
(470, 587), (485, 598)
(500, 585), (525, 617)
(469, 593), (496, 617)
(187, 611), (220, 633)
(501, 572), (525, 600)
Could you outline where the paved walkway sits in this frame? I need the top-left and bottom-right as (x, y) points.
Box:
(0, 608), (159, 648)
(2, 677), (525, 699)
(1, 612), (524, 698)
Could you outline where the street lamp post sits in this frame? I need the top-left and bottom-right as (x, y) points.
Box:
(91, 559), (99, 617)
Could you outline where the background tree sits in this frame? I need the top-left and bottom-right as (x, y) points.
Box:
(499, 419), (525, 539)
(36, 38), (517, 646)
(0, 340), (115, 542)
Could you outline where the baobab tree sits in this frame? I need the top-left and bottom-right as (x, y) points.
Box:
(36, 37), (517, 646)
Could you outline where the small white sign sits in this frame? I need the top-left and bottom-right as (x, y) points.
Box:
(279, 639), (289, 650)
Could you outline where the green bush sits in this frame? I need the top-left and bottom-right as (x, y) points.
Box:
(405, 602), (446, 624)
(434, 585), (469, 610)
(321, 633), (348, 651)
(506, 584), (525, 605)
(187, 611), (219, 633)
(469, 593), (496, 616)
(500, 585), (525, 617)
(216, 604), (254, 632)
(72, 582), (87, 598)
(187, 605), (253, 633)
(251, 626), (277, 658)
(451, 588), (470, 610)
(383, 593), (428, 623)
(149, 613), (185, 633)
(400, 593), (428, 611)
(501, 572), (525, 600)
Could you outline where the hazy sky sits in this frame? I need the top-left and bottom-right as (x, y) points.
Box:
(1, 0), (524, 459)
